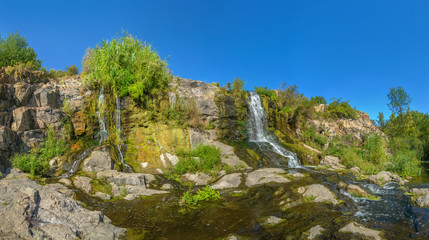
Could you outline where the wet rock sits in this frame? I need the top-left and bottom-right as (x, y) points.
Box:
(410, 188), (429, 195)
(59, 178), (72, 186)
(82, 145), (114, 173)
(161, 183), (173, 190)
(111, 183), (167, 200)
(182, 172), (212, 186)
(338, 181), (347, 188)
(0, 175), (125, 239)
(213, 141), (251, 169)
(212, 173), (243, 189)
(257, 216), (285, 227)
(97, 170), (155, 186)
(339, 222), (381, 240)
(415, 194), (429, 207)
(300, 184), (338, 204)
(245, 168), (290, 187)
(319, 155), (345, 169)
(286, 172), (305, 178)
(346, 184), (376, 199)
(73, 176), (93, 194)
(306, 225), (325, 240)
(95, 192), (112, 200)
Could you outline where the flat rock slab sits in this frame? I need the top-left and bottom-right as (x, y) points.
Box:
(339, 222), (381, 240)
(0, 176), (124, 239)
(257, 216), (285, 227)
(111, 183), (167, 200)
(245, 168), (290, 187)
(299, 184), (338, 204)
(212, 173), (243, 189)
(97, 170), (155, 186)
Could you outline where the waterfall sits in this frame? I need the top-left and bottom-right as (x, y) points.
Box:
(247, 91), (300, 168)
(97, 87), (109, 145)
(115, 97), (133, 173)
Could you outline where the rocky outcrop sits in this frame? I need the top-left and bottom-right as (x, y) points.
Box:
(0, 170), (125, 239)
(319, 155), (345, 169)
(82, 145), (114, 173)
(245, 168), (290, 187)
(308, 108), (387, 142)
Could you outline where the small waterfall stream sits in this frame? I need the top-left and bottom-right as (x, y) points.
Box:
(115, 96), (133, 173)
(97, 87), (110, 145)
(247, 91), (300, 168)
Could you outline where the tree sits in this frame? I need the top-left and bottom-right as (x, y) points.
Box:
(387, 87), (411, 116)
(0, 31), (41, 70)
(66, 65), (79, 76)
(377, 112), (385, 128)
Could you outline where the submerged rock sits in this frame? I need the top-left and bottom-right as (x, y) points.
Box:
(339, 222), (382, 240)
(245, 168), (290, 187)
(0, 173), (125, 239)
(305, 225), (325, 240)
(212, 173), (243, 189)
(346, 184), (378, 199)
(299, 184), (338, 204)
(257, 216), (285, 227)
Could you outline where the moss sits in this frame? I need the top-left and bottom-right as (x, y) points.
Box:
(90, 178), (112, 196)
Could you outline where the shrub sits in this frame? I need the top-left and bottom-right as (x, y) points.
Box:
(310, 96), (327, 105)
(388, 150), (422, 177)
(174, 145), (222, 175)
(255, 86), (277, 101)
(82, 32), (172, 106)
(0, 31), (42, 70)
(11, 126), (67, 177)
(327, 98), (358, 119)
(181, 185), (221, 207)
(66, 65), (79, 76)
(232, 77), (244, 96)
(361, 134), (387, 165)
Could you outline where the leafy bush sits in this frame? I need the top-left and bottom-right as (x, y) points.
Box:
(0, 31), (42, 70)
(82, 32), (172, 106)
(232, 77), (244, 96)
(174, 145), (222, 175)
(361, 134), (387, 165)
(66, 65), (79, 76)
(181, 185), (221, 207)
(255, 86), (277, 101)
(387, 150), (422, 177)
(310, 96), (327, 105)
(11, 126), (67, 177)
(327, 98), (358, 119)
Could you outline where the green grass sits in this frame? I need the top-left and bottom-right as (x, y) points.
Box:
(90, 179), (112, 196)
(181, 185), (221, 207)
(173, 145), (223, 175)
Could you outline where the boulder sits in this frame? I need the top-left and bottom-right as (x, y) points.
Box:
(59, 178), (72, 186)
(182, 172), (212, 186)
(350, 166), (361, 174)
(368, 171), (404, 185)
(73, 176), (93, 194)
(346, 184), (375, 199)
(161, 183), (173, 190)
(212, 173), (243, 190)
(110, 183), (167, 200)
(299, 184), (338, 204)
(410, 188), (429, 195)
(319, 155), (345, 169)
(245, 168), (290, 187)
(95, 192), (112, 200)
(0, 175), (125, 239)
(82, 146), (114, 173)
(213, 141), (251, 169)
(306, 225), (325, 240)
(415, 194), (429, 208)
(339, 222), (381, 240)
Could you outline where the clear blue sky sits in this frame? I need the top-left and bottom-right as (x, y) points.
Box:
(1, 0), (428, 119)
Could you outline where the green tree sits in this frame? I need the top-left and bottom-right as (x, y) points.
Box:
(310, 96), (327, 105)
(387, 86), (411, 116)
(232, 77), (244, 96)
(377, 112), (385, 128)
(0, 31), (42, 70)
(66, 65), (79, 76)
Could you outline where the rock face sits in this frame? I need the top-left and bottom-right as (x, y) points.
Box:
(245, 168), (290, 187)
(308, 109), (387, 142)
(0, 172), (125, 239)
(339, 222), (382, 240)
(82, 145), (114, 173)
(299, 184), (338, 204)
(212, 173), (243, 190)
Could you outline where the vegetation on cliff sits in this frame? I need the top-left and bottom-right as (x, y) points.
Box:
(0, 32), (42, 70)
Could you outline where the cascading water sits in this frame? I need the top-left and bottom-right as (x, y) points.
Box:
(115, 97), (133, 173)
(247, 91), (300, 168)
(97, 87), (109, 145)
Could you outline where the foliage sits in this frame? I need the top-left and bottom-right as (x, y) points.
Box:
(173, 145), (222, 175)
(82, 32), (172, 106)
(326, 98), (358, 119)
(310, 96), (327, 105)
(255, 86), (277, 101)
(47, 69), (67, 79)
(181, 185), (221, 207)
(11, 126), (67, 177)
(66, 65), (79, 76)
(163, 97), (201, 128)
(387, 86), (411, 116)
(0, 31), (41, 70)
